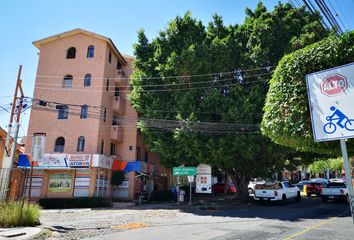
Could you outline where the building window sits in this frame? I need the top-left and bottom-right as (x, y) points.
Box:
(112, 115), (118, 125)
(84, 74), (91, 87)
(108, 51), (112, 63)
(54, 137), (65, 152)
(117, 61), (122, 70)
(106, 78), (109, 91)
(110, 143), (116, 156)
(80, 105), (88, 119)
(56, 105), (69, 119)
(87, 45), (94, 58)
(100, 139), (104, 154)
(103, 108), (106, 122)
(66, 47), (76, 59)
(114, 86), (119, 97)
(77, 136), (85, 152)
(144, 150), (149, 162)
(63, 75), (73, 88)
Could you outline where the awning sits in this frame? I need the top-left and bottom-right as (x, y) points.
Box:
(112, 160), (154, 175)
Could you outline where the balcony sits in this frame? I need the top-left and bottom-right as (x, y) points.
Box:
(112, 96), (126, 115)
(111, 125), (123, 143)
(114, 69), (128, 86)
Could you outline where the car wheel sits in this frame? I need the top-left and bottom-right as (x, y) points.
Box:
(296, 192), (301, 203)
(322, 197), (327, 203)
(281, 194), (287, 205)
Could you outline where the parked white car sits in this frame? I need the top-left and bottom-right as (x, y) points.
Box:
(321, 181), (348, 203)
(248, 179), (265, 195)
(254, 181), (301, 204)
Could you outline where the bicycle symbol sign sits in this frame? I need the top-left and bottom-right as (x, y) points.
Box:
(323, 106), (354, 134)
(307, 62), (354, 142)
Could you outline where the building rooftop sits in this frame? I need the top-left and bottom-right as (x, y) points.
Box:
(33, 28), (127, 64)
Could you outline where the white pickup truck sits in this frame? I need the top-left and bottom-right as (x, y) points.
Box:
(321, 181), (348, 203)
(254, 181), (301, 204)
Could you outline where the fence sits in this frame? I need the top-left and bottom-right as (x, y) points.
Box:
(0, 168), (27, 201)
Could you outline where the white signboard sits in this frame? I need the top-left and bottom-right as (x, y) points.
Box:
(306, 62), (354, 142)
(91, 154), (114, 169)
(68, 154), (91, 168)
(196, 164), (212, 194)
(31, 134), (46, 162)
(35, 154), (68, 168)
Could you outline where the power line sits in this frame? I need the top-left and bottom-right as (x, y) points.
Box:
(31, 74), (271, 94)
(332, 0), (352, 30)
(35, 65), (274, 81)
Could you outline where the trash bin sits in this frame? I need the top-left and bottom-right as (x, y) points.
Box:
(179, 189), (185, 202)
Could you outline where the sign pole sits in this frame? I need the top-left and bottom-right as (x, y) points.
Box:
(340, 139), (354, 222)
(189, 181), (192, 205)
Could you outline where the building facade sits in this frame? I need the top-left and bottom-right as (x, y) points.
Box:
(22, 29), (170, 200)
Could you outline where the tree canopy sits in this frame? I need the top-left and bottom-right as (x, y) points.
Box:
(129, 2), (328, 200)
(261, 32), (354, 155)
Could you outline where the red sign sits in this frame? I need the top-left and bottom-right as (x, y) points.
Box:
(320, 74), (348, 97)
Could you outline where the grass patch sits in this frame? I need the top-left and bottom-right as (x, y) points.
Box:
(0, 201), (41, 227)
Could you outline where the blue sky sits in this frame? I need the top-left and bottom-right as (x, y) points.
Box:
(0, 0), (353, 137)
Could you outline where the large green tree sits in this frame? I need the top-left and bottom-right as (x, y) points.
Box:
(130, 2), (328, 201)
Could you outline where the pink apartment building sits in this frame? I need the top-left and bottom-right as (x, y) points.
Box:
(18, 29), (170, 201)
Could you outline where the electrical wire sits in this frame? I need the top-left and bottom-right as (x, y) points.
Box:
(35, 65), (274, 81)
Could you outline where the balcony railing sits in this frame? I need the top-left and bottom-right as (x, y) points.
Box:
(112, 96), (126, 115)
(111, 125), (123, 143)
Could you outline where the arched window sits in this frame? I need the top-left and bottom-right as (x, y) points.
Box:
(80, 105), (88, 119)
(87, 45), (94, 58)
(56, 105), (69, 119)
(77, 136), (85, 152)
(54, 137), (65, 152)
(63, 75), (73, 88)
(66, 47), (76, 59)
(84, 74), (91, 87)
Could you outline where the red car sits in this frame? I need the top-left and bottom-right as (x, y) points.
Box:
(305, 182), (327, 197)
(212, 183), (237, 194)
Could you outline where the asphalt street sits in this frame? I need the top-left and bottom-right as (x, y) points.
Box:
(37, 197), (354, 240)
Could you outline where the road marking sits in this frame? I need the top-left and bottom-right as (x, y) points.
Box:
(283, 210), (349, 240)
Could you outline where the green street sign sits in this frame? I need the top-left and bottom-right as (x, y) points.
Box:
(173, 167), (196, 176)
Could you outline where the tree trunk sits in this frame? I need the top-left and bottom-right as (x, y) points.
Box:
(229, 173), (249, 203)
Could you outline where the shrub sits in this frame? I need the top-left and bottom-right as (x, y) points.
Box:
(38, 197), (110, 209)
(262, 31), (354, 155)
(0, 201), (41, 227)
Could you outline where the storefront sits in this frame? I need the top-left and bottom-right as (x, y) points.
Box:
(17, 153), (114, 200)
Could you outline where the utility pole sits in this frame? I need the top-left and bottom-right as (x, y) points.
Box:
(0, 65), (24, 201)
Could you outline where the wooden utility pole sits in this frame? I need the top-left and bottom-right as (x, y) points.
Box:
(0, 65), (24, 201)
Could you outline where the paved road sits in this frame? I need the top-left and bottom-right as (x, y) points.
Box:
(37, 197), (354, 240)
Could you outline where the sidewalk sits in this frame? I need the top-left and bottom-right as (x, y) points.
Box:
(0, 227), (41, 240)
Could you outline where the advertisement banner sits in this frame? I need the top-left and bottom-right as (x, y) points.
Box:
(34, 154), (68, 168)
(196, 164), (212, 194)
(31, 134), (46, 162)
(91, 154), (114, 169)
(48, 173), (72, 192)
(68, 154), (91, 168)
